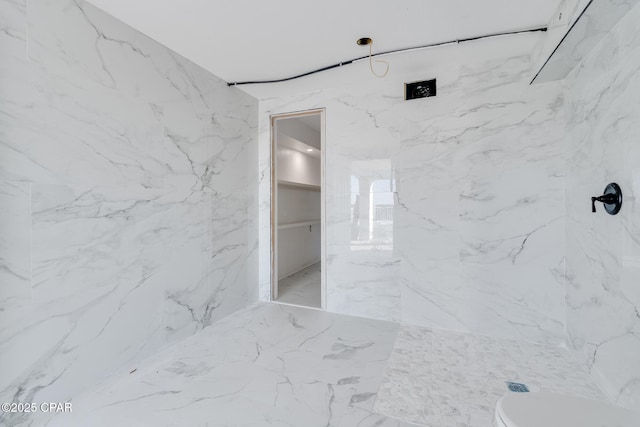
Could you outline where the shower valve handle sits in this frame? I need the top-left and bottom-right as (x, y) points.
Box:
(591, 194), (617, 212)
(591, 183), (623, 215)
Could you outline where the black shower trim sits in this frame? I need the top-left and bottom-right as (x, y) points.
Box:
(226, 27), (547, 86)
(592, 183), (622, 215)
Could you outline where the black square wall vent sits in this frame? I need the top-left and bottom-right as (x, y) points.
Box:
(405, 79), (436, 100)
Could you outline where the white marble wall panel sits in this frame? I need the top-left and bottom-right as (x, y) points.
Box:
(0, 182), (31, 311)
(0, 0), (257, 418)
(246, 115), (261, 304)
(533, 0), (640, 83)
(259, 40), (566, 343)
(565, 2), (640, 410)
(0, 0), (25, 55)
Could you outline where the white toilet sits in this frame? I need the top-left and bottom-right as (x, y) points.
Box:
(494, 392), (640, 427)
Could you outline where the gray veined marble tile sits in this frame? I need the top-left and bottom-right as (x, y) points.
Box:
(25, 303), (609, 427)
(258, 48), (567, 345)
(0, 0), (257, 418)
(34, 303), (403, 427)
(0, 0), (26, 58)
(0, 181), (31, 312)
(564, 0), (640, 411)
(374, 324), (606, 427)
(533, 0), (640, 83)
(277, 262), (321, 308)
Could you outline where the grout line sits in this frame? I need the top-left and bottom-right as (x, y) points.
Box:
(25, 0), (29, 61)
(28, 181), (33, 301)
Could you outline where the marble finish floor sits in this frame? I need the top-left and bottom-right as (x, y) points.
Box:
(374, 325), (606, 426)
(276, 262), (321, 308)
(29, 303), (605, 427)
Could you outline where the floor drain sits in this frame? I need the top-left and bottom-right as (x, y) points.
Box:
(505, 381), (529, 392)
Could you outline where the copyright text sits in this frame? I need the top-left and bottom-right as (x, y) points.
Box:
(1, 402), (72, 413)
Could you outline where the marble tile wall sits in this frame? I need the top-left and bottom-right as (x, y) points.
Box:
(4, 0), (638, 417)
(258, 37), (567, 344)
(564, 1), (640, 410)
(0, 182), (31, 309)
(0, 0), (257, 415)
(533, 0), (640, 83)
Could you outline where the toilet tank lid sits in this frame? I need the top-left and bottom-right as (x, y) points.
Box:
(496, 392), (640, 427)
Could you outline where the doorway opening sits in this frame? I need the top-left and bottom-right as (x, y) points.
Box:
(271, 109), (325, 309)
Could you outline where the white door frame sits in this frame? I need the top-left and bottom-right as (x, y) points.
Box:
(270, 108), (326, 309)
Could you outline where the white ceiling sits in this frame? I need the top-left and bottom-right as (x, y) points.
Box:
(278, 135), (321, 159)
(295, 115), (321, 134)
(86, 0), (562, 93)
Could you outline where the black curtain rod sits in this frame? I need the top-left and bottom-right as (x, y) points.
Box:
(227, 27), (547, 87)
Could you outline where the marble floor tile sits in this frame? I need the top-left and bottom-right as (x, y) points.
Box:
(34, 303), (407, 427)
(277, 262), (321, 308)
(22, 303), (609, 427)
(373, 325), (606, 427)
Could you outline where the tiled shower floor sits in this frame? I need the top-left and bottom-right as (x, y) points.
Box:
(36, 303), (604, 427)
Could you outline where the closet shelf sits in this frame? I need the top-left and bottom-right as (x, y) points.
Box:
(278, 220), (321, 230)
(278, 180), (320, 191)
